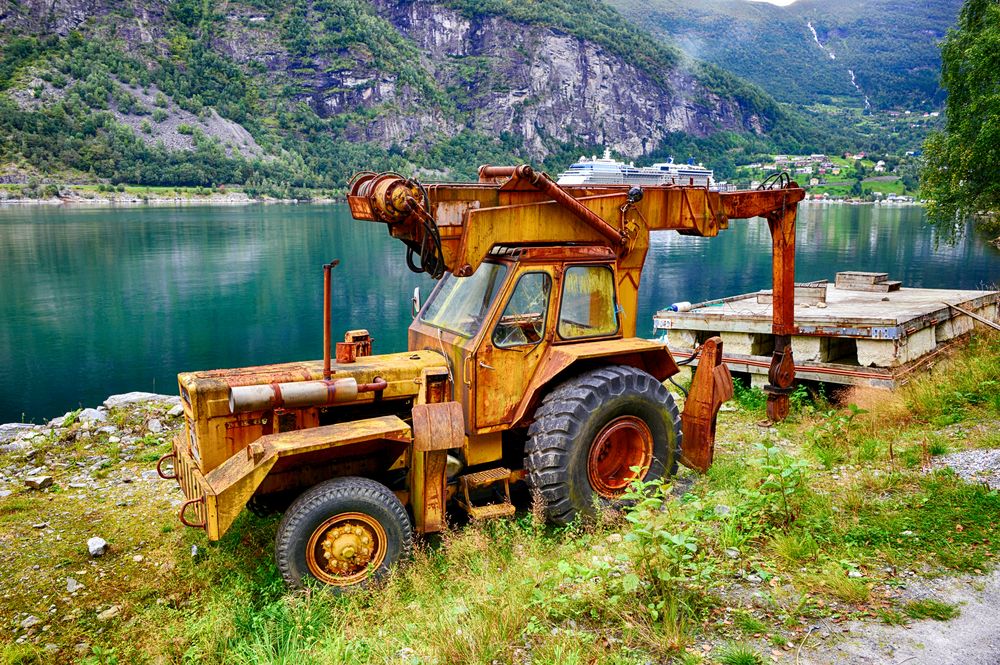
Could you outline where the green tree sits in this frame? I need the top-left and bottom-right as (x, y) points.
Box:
(921, 0), (1000, 237)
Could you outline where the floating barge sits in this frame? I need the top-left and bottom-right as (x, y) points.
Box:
(654, 272), (1000, 389)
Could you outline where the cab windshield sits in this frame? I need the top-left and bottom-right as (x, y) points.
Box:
(419, 262), (508, 337)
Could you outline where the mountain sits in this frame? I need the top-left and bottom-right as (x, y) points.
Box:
(608, 0), (963, 111)
(0, 0), (811, 191)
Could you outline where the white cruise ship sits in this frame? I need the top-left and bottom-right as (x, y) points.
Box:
(556, 148), (727, 189)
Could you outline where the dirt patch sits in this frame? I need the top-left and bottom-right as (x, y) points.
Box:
(802, 568), (1000, 664)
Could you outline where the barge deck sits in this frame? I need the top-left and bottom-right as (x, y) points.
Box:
(653, 273), (999, 389)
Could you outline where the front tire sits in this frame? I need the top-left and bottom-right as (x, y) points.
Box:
(525, 365), (682, 524)
(275, 476), (412, 589)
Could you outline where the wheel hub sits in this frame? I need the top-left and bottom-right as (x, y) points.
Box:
(587, 415), (654, 498)
(306, 512), (386, 585)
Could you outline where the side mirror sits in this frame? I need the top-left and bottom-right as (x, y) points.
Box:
(411, 287), (421, 318)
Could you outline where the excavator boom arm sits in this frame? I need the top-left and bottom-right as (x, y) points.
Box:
(347, 166), (805, 423)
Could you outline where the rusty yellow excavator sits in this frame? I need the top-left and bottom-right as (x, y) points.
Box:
(159, 164), (804, 588)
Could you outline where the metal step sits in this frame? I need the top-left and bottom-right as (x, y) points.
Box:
(466, 501), (516, 520)
(456, 466), (515, 520)
(459, 467), (511, 489)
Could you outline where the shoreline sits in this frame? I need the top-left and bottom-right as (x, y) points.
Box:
(0, 194), (339, 206)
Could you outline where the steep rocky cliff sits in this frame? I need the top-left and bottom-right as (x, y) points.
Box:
(0, 0), (785, 186)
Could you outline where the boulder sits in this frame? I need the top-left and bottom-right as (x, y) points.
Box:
(87, 537), (108, 557)
(25, 476), (53, 490)
(103, 392), (178, 409)
(77, 408), (107, 424)
(96, 606), (120, 621)
(0, 423), (34, 443)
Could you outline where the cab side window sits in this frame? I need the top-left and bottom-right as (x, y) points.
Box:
(558, 266), (618, 339)
(492, 272), (552, 348)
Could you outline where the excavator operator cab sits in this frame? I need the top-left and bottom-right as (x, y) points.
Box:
(409, 245), (623, 433)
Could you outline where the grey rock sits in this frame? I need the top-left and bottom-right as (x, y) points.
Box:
(96, 605), (120, 621)
(848, 570), (864, 578)
(66, 577), (84, 593)
(48, 415), (66, 427)
(147, 418), (163, 434)
(0, 440), (30, 454)
(87, 537), (108, 557)
(20, 615), (40, 629)
(714, 504), (731, 517)
(167, 403), (184, 418)
(0, 423), (34, 443)
(141, 469), (160, 481)
(78, 407), (107, 423)
(725, 548), (740, 559)
(103, 392), (178, 409)
(0, 489), (12, 498)
(32, 522), (48, 529)
(25, 475), (53, 490)
(96, 425), (118, 435)
(746, 574), (763, 583)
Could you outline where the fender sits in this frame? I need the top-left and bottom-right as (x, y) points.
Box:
(509, 337), (679, 428)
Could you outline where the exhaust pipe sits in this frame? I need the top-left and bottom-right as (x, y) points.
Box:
(229, 377), (387, 414)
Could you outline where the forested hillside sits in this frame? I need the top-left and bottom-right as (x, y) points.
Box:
(609, 0), (963, 111)
(0, 0), (835, 192)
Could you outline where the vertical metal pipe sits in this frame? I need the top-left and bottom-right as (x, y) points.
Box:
(322, 260), (339, 380)
(764, 205), (797, 422)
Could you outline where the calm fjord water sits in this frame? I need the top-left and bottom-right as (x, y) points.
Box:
(1, 203), (997, 423)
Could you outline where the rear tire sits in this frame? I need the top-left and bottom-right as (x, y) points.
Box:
(275, 476), (412, 589)
(525, 365), (682, 524)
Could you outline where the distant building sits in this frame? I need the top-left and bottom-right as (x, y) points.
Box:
(809, 177), (820, 186)
(831, 168), (841, 175)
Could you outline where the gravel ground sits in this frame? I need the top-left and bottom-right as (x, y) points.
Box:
(802, 568), (1000, 664)
(933, 448), (1000, 488)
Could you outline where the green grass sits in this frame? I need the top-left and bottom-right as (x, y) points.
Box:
(716, 643), (764, 665)
(903, 599), (960, 621)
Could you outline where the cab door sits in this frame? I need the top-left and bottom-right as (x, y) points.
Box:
(475, 269), (554, 429)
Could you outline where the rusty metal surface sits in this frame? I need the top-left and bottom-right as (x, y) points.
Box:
(323, 261), (339, 379)
(587, 415), (653, 497)
(306, 511), (388, 585)
(170, 435), (216, 537)
(680, 337), (732, 473)
(412, 402), (464, 452)
(178, 350), (445, 474)
(201, 415), (413, 539)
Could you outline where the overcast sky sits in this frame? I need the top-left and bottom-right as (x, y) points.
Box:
(753, 0), (799, 5)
